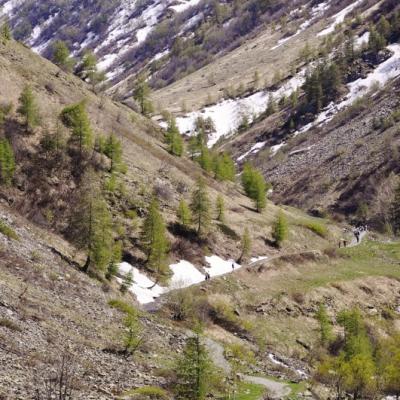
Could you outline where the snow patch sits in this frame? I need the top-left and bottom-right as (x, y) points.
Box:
(176, 70), (306, 147)
(205, 256), (241, 277)
(317, 0), (363, 37)
(170, 0), (201, 13)
(237, 141), (267, 162)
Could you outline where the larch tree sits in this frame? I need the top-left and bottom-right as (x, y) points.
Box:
(391, 181), (400, 235)
(272, 211), (288, 248)
(17, 85), (40, 132)
(239, 227), (251, 263)
(133, 74), (153, 116)
(72, 169), (113, 273)
(104, 133), (123, 172)
(52, 40), (74, 72)
(0, 138), (15, 186)
(60, 102), (93, 156)
(166, 117), (184, 157)
(174, 332), (215, 400)
(177, 199), (192, 228)
(215, 195), (225, 223)
(141, 197), (170, 278)
(190, 177), (211, 236)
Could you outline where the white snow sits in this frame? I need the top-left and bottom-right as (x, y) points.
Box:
(270, 142), (286, 155)
(119, 262), (165, 304)
(170, 0), (201, 13)
(0, 0), (20, 17)
(176, 69), (306, 147)
(271, 1), (331, 50)
(317, 0), (363, 37)
(205, 256), (241, 277)
(268, 43), (400, 157)
(237, 141), (267, 162)
(169, 260), (205, 286)
(250, 256), (269, 264)
(119, 255), (244, 304)
(355, 31), (370, 49)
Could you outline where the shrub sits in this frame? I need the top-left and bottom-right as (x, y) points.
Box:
(124, 386), (170, 399)
(0, 221), (19, 240)
(0, 318), (22, 332)
(108, 299), (137, 316)
(302, 221), (328, 238)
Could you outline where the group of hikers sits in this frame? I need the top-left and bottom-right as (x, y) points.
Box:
(339, 225), (368, 248)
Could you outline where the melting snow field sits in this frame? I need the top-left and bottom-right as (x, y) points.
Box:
(176, 70), (306, 147)
(249, 42), (400, 158)
(118, 256), (244, 304)
(317, 0), (363, 37)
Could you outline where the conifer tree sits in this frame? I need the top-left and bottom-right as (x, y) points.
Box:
(0, 138), (15, 186)
(272, 211), (288, 248)
(52, 40), (74, 72)
(199, 145), (212, 172)
(369, 26), (386, 56)
(391, 181), (400, 236)
(123, 312), (143, 355)
(17, 85), (40, 132)
(190, 177), (211, 235)
(106, 240), (122, 280)
(60, 102), (93, 155)
(316, 304), (332, 346)
(239, 227), (251, 263)
(104, 133), (123, 172)
(214, 153), (235, 181)
(241, 163), (267, 212)
(120, 270), (133, 294)
(72, 169), (113, 273)
(0, 20), (12, 42)
(133, 74), (153, 115)
(166, 117), (183, 157)
(141, 197), (170, 277)
(177, 199), (191, 228)
(377, 15), (391, 40)
(174, 333), (214, 400)
(215, 195), (225, 223)
(266, 93), (276, 116)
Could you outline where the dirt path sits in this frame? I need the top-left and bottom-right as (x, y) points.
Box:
(203, 337), (292, 399)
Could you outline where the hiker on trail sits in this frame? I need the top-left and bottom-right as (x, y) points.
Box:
(232, 263), (235, 270)
(204, 272), (210, 281)
(343, 239), (348, 247)
(354, 230), (360, 243)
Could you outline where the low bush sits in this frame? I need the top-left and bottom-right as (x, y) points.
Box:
(0, 221), (19, 240)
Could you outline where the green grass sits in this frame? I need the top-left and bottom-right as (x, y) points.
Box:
(222, 382), (266, 400)
(283, 240), (400, 294)
(0, 221), (19, 240)
(298, 220), (328, 238)
(108, 298), (137, 316)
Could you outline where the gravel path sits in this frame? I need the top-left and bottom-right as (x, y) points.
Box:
(204, 337), (292, 399)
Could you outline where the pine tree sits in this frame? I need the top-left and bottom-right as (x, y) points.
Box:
(72, 169), (113, 273)
(60, 102), (93, 155)
(174, 333), (215, 400)
(214, 153), (235, 181)
(177, 199), (191, 228)
(239, 227), (251, 263)
(141, 197), (170, 277)
(120, 270), (133, 294)
(316, 304), (332, 346)
(241, 163), (268, 211)
(198, 145), (212, 172)
(52, 40), (74, 72)
(17, 85), (40, 132)
(166, 117), (183, 156)
(123, 312), (143, 355)
(104, 133), (123, 172)
(0, 138), (15, 186)
(368, 26), (386, 56)
(391, 181), (400, 235)
(190, 177), (211, 235)
(215, 195), (225, 223)
(133, 74), (153, 116)
(272, 211), (288, 248)
(377, 16), (391, 40)
(266, 93), (276, 116)
(106, 240), (122, 280)
(0, 20), (12, 42)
